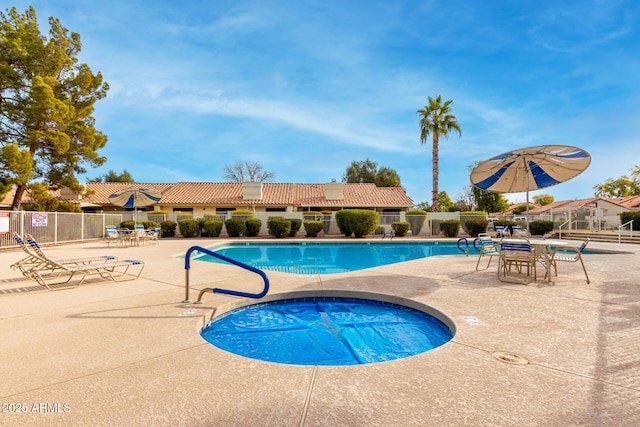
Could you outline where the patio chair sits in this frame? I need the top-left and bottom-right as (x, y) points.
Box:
(105, 226), (121, 247)
(549, 238), (590, 284)
(511, 226), (528, 237)
(133, 225), (149, 245)
(495, 226), (510, 238)
(145, 227), (160, 244)
(475, 234), (500, 271)
(498, 239), (536, 283)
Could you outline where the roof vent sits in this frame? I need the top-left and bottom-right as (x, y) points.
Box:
(243, 181), (263, 200)
(325, 181), (344, 200)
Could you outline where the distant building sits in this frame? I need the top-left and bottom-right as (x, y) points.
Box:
(2, 181), (414, 218)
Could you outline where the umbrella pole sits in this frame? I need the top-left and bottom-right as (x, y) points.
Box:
(525, 158), (530, 234)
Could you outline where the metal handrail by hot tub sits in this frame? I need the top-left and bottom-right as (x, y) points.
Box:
(183, 245), (270, 303)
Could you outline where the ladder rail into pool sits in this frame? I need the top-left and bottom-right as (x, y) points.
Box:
(183, 245), (270, 303)
(457, 238), (469, 256)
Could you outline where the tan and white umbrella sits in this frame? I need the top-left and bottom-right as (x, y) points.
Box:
(470, 145), (591, 226)
(108, 187), (162, 222)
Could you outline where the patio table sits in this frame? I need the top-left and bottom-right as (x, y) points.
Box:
(528, 239), (569, 284)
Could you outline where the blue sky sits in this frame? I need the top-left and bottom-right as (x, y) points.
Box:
(24, 0), (640, 206)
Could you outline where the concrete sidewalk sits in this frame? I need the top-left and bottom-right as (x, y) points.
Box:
(1, 237), (639, 426)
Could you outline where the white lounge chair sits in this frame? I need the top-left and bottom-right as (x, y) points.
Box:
(11, 233), (117, 277)
(17, 233), (142, 290)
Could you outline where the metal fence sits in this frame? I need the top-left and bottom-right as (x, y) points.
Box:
(0, 210), (449, 250)
(0, 211), (126, 249)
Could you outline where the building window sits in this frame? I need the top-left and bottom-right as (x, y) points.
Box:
(266, 207), (286, 212)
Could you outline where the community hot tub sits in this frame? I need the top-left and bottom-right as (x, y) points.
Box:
(200, 292), (455, 366)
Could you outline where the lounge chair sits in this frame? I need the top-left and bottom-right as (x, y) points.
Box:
(475, 234), (500, 271)
(11, 233), (139, 291)
(10, 233), (47, 276)
(498, 239), (536, 283)
(26, 257), (144, 290)
(11, 233), (118, 277)
(549, 238), (590, 284)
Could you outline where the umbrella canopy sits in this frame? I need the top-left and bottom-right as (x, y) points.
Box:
(108, 187), (162, 209)
(470, 145), (591, 194)
(470, 145), (591, 225)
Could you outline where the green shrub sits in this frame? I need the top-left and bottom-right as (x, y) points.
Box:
(142, 220), (158, 229)
(245, 218), (262, 237)
(335, 209), (379, 238)
(439, 220), (460, 237)
(464, 218), (488, 237)
(621, 212), (640, 230)
(160, 220), (177, 238)
(230, 209), (254, 218)
(203, 219), (223, 237)
(391, 221), (410, 237)
(119, 221), (135, 230)
(267, 216), (291, 238)
(303, 220), (324, 237)
(179, 219), (199, 237)
(529, 220), (554, 235)
(225, 218), (245, 237)
(289, 218), (302, 237)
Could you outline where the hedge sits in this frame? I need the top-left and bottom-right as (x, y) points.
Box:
(303, 220), (323, 237)
(225, 218), (245, 237)
(179, 219), (199, 237)
(439, 220), (460, 237)
(160, 220), (177, 238)
(245, 218), (262, 237)
(391, 221), (410, 237)
(288, 218), (302, 237)
(464, 218), (488, 237)
(335, 209), (379, 238)
(202, 219), (224, 237)
(267, 216), (291, 238)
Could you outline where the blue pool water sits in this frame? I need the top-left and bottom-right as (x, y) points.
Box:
(200, 297), (453, 365)
(197, 242), (464, 274)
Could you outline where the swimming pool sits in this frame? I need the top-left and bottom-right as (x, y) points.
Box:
(201, 295), (454, 365)
(196, 242), (464, 274)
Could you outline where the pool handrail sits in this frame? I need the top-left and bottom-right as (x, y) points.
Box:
(457, 237), (469, 256)
(183, 245), (270, 303)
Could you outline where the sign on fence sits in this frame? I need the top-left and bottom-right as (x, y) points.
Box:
(0, 212), (9, 234)
(32, 212), (49, 227)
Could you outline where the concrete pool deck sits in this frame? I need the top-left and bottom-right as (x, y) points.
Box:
(1, 237), (639, 426)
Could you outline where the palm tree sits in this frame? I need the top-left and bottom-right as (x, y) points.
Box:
(417, 95), (462, 211)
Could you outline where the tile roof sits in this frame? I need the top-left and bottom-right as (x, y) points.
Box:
(605, 195), (640, 209)
(80, 182), (414, 208)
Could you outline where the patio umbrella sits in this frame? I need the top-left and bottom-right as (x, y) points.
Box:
(470, 145), (591, 227)
(108, 187), (162, 223)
